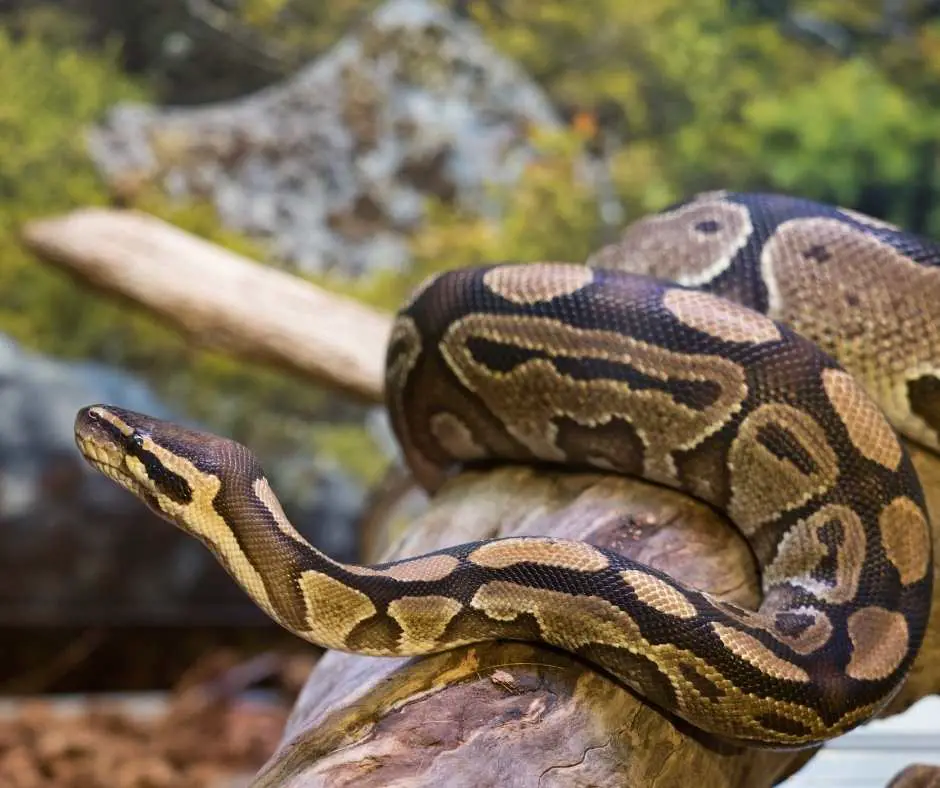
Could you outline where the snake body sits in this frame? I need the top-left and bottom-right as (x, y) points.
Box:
(75, 192), (934, 749)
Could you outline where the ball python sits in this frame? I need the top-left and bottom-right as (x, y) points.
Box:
(74, 191), (935, 750)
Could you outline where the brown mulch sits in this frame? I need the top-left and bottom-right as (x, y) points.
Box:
(0, 649), (319, 788)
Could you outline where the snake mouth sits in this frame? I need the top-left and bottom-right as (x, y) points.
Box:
(74, 405), (154, 501)
(75, 405), (202, 520)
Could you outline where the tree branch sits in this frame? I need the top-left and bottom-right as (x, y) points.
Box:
(20, 208), (392, 405)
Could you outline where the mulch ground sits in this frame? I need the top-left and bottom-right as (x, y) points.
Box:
(0, 649), (318, 788)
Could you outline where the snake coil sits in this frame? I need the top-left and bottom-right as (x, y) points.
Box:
(75, 192), (934, 748)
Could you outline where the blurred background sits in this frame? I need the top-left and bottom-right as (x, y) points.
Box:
(2, 0), (940, 785)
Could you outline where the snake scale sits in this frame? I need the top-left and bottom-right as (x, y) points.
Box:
(75, 191), (936, 749)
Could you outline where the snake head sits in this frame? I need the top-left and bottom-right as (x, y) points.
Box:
(74, 404), (252, 525)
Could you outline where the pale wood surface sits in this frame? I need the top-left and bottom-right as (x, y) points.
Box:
(21, 209), (392, 404)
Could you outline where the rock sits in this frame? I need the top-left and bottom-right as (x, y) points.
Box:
(87, 0), (562, 277)
(0, 335), (362, 626)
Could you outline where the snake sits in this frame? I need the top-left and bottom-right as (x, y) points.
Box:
(74, 191), (935, 750)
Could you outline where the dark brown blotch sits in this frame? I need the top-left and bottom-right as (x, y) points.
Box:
(554, 417), (645, 477)
(754, 712), (813, 738)
(755, 422), (820, 476)
(802, 244), (832, 263)
(774, 611), (817, 638)
(907, 374), (940, 438)
(345, 613), (407, 653)
(695, 219), (722, 234)
(679, 662), (726, 701)
(812, 517), (845, 580)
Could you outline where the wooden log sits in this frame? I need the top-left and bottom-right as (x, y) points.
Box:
(20, 209), (392, 404)
(253, 467), (814, 788)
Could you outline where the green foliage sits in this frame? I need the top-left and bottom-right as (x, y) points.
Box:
(743, 58), (932, 207)
(0, 13), (380, 483)
(233, 0), (384, 61)
(0, 21), (145, 353)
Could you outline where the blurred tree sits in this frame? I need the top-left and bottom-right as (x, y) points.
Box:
(0, 13), (383, 483)
(429, 0), (940, 240)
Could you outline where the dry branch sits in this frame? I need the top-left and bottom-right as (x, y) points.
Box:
(21, 209), (392, 404)
(20, 208), (940, 786)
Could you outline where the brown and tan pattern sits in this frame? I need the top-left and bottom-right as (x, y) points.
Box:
(470, 581), (644, 648)
(297, 571), (377, 651)
(439, 312), (748, 485)
(482, 262), (593, 304)
(388, 595), (464, 651)
(727, 404), (839, 539)
(845, 606), (910, 681)
(822, 369), (903, 470)
(342, 554), (461, 582)
(710, 624), (810, 683)
(73, 192), (935, 751)
(664, 288), (781, 345)
(620, 569), (698, 619)
(880, 497), (931, 586)
(759, 216), (940, 451)
(588, 194), (752, 287)
(763, 505), (866, 604)
(773, 607), (834, 655)
(468, 538), (610, 572)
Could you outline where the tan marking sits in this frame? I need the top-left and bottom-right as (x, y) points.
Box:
(838, 207), (900, 231)
(124, 441), (285, 627)
(344, 553), (461, 582)
(822, 369), (902, 470)
(482, 263), (593, 304)
(387, 595), (463, 651)
(471, 581), (642, 649)
(663, 288), (781, 345)
(88, 406), (134, 437)
(429, 412), (487, 460)
(879, 497), (931, 586)
(586, 196), (753, 287)
(846, 606), (909, 681)
(253, 477), (310, 545)
(471, 582), (847, 744)
(296, 570), (377, 651)
(763, 504), (866, 604)
(620, 569), (697, 619)
(728, 404), (839, 540)
(760, 216), (940, 451)
(469, 538), (609, 572)
(711, 623), (810, 683)
(441, 313), (747, 487)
